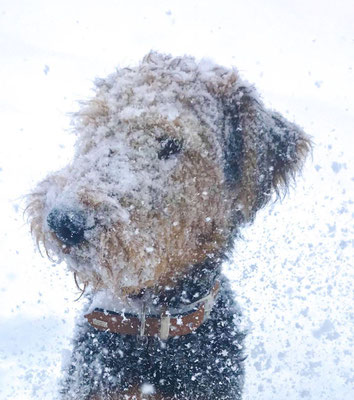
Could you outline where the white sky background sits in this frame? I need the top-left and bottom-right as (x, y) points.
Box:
(0, 0), (353, 399)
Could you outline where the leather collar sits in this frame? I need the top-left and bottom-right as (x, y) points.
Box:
(85, 281), (220, 340)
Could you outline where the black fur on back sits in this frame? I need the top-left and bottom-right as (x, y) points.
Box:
(61, 275), (245, 400)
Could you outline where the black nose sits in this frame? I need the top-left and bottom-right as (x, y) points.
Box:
(47, 208), (87, 246)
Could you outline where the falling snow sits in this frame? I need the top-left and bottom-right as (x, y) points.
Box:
(0, 1), (353, 400)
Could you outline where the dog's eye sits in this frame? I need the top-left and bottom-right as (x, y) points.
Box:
(158, 138), (183, 160)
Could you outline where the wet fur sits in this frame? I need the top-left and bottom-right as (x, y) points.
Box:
(26, 52), (310, 399)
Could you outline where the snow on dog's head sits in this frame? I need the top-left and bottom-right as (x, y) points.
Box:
(27, 52), (310, 296)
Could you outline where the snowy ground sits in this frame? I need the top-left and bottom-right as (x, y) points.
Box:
(0, 0), (353, 399)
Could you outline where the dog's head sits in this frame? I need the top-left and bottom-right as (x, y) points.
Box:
(27, 53), (310, 296)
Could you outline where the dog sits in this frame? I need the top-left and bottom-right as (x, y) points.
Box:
(27, 52), (310, 399)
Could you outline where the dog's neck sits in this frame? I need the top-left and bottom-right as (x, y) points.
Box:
(85, 258), (222, 340)
(155, 256), (222, 307)
(87, 256), (222, 316)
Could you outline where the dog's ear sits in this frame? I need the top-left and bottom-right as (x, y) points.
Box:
(222, 85), (311, 221)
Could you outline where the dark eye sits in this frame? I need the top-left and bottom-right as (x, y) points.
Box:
(157, 138), (183, 160)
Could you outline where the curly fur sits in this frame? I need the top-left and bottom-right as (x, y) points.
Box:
(26, 52), (310, 399)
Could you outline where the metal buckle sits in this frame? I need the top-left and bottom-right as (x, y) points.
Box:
(159, 309), (171, 341)
(139, 302), (146, 337)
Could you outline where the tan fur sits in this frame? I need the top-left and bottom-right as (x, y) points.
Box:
(91, 148), (232, 295)
(26, 52), (310, 299)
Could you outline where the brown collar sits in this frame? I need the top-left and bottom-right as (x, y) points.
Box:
(85, 281), (220, 340)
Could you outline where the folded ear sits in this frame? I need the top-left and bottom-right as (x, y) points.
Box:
(222, 85), (311, 221)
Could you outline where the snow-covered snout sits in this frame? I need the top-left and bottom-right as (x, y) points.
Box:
(26, 53), (310, 298)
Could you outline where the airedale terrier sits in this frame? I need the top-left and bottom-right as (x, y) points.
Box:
(27, 52), (310, 399)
